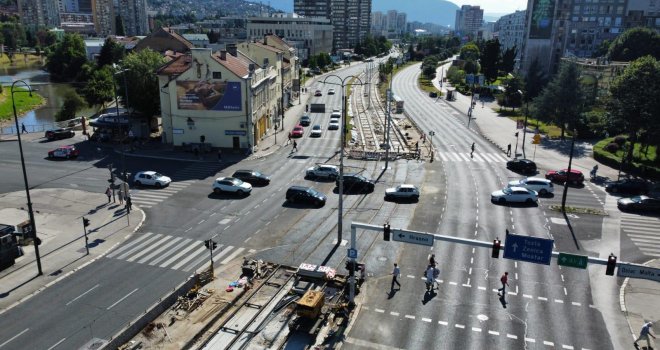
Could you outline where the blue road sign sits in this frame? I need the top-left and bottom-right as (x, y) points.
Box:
(503, 234), (554, 265)
(347, 248), (358, 259)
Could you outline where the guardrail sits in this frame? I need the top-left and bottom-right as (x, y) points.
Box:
(0, 117), (82, 136)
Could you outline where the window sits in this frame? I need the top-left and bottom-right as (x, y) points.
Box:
(212, 72), (222, 79)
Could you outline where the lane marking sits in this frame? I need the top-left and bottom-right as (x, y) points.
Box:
(488, 330), (499, 336)
(405, 315), (415, 319)
(390, 311), (399, 316)
(47, 338), (67, 350)
(507, 334), (518, 339)
(107, 288), (139, 310)
(0, 328), (29, 348)
(66, 284), (100, 306)
(455, 324), (465, 329)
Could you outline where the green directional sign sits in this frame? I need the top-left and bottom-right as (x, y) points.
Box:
(558, 253), (588, 269)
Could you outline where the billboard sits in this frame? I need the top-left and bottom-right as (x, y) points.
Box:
(176, 81), (242, 111)
(529, 0), (556, 39)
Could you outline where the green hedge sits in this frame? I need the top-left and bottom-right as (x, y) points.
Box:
(593, 138), (660, 180)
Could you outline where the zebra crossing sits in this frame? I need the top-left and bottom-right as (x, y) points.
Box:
(171, 162), (224, 181)
(436, 152), (508, 163)
(129, 181), (194, 208)
(106, 232), (256, 271)
(621, 213), (660, 257)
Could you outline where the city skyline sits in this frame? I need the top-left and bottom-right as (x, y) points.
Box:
(449, 0), (526, 15)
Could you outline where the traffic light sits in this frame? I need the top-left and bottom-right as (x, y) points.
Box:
(345, 260), (357, 274)
(83, 217), (90, 227)
(204, 239), (217, 250)
(491, 238), (501, 258)
(383, 224), (391, 241)
(212, 240), (217, 250)
(305, 105), (309, 112)
(606, 253), (617, 276)
(515, 132), (519, 137)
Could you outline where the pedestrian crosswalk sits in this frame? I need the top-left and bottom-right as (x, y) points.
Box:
(436, 152), (508, 163)
(172, 162), (223, 181)
(129, 181), (194, 208)
(621, 213), (660, 257)
(106, 232), (256, 271)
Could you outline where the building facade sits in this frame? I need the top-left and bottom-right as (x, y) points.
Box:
(496, 10), (526, 66)
(294, 0), (371, 51)
(246, 14), (333, 59)
(93, 0), (115, 36)
(18, 0), (60, 30)
(118, 0), (149, 36)
(454, 5), (484, 38)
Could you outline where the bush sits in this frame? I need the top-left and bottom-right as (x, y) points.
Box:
(604, 142), (620, 153)
(614, 136), (627, 145)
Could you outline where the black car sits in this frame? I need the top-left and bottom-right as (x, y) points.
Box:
(617, 196), (660, 213)
(605, 178), (651, 195)
(286, 186), (326, 207)
(45, 128), (75, 140)
(300, 115), (311, 126)
(506, 158), (537, 174)
(429, 91), (438, 98)
(337, 174), (375, 193)
(232, 170), (271, 186)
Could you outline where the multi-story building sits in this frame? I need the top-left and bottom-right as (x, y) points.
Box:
(387, 10), (397, 31)
(497, 10), (526, 56)
(93, 0), (115, 36)
(294, 0), (371, 51)
(396, 12), (407, 34)
(454, 5), (484, 38)
(118, 0), (149, 36)
(372, 11), (384, 34)
(293, 0), (331, 18)
(18, 0), (60, 30)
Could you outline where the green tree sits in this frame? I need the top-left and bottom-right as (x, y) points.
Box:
(463, 60), (479, 75)
(115, 15), (125, 36)
(533, 61), (585, 139)
(608, 27), (660, 61)
(55, 90), (86, 121)
(1, 23), (25, 50)
(119, 49), (165, 118)
(459, 42), (480, 61)
(81, 65), (115, 108)
(46, 33), (87, 81)
(524, 58), (547, 101)
(607, 56), (660, 164)
(501, 74), (523, 111)
(97, 37), (125, 67)
(500, 46), (517, 74)
(479, 39), (501, 83)
(592, 39), (611, 58)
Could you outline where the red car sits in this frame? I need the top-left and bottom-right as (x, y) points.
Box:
(545, 169), (584, 185)
(290, 125), (304, 138)
(48, 145), (80, 159)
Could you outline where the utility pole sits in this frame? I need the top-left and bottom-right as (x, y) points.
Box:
(561, 130), (577, 213)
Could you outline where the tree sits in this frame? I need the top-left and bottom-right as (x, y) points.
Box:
(55, 90), (86, 121)
(607, 56), (660, 164)
(502, 74), (523, 111)
(1, 23), (26, 50)
(459, 42), (480, 61)
(592, 39), (611, 58)
(533, 61), (585, 139)
(115, 15), (125, 36)
(119, 49), (165, 118)
(81, 65), (115, 107)
(463, 60), (479, 75)
(500, 46), (517, 74)
(97, 37), (125, 68)
(608, 27), (660, 61)
(46, 33), (87, 81)
(479, 39), (501, 83)
(524, 58), (547, 101)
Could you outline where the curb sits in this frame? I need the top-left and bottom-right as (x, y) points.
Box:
(115, 149), (217, 163)
(619, 258), (657, 341)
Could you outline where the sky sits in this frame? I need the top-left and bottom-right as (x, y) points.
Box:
(449, 0), (528, 14)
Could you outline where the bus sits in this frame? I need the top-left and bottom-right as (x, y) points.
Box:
(393, 95), (404, 113)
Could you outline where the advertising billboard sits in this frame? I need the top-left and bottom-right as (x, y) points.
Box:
(529, 0), (556, 39)
(176, 81), (242, 111)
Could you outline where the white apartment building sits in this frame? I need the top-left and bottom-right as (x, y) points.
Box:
(247, 14), (333, 60)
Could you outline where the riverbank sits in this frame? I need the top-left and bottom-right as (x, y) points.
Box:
(0, 88), (45, 122)
(0, 53), (45, 68)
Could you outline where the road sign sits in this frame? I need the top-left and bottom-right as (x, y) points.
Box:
(392, 229), (434, 246)
(347, 248), (358, 259)
(516, 120), (524, 129)
(617, 263), (660, 282)
(429, 131), (435, 136)
(503, 233), (554, 265)
(532, 134), (541, 144)
(558, 253), (588, 269)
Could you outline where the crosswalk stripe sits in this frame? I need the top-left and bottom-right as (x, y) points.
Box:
(631, 241), (660, 249)
(126, 237), (172, 262)
(159, 242), (200, 268)
(626, 231), (660, 237)
(439, 152), (448, 161)
(211, 246), (235, 264)
(170, 246), (208, 270)
(107, 232), (155, 258)
(458, 153), (472, 161)
(185, 244), (223, 272)
(638, 248), (660, 255)
(131, 198), (162, 205)
(627, 237), (660, 244)
(624, 224), (660, 231)
(220, 247), (246, 264)
(136, 236), (184, 264)
(115, 234), (163, 260)
(480, 153), (496, 162)
(449, 152), (463, 161)
(471, 153), (484, 161)
(131, 192), (170, 199)
(149, 239), (192, 265)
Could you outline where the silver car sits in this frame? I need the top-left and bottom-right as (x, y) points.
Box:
(507, 177), (554, 195)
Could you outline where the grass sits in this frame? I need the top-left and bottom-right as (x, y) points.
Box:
(594, 137), (658, 166)
(418, 74), (441, 95)
(548, 205), (608, 216)
(0, 53), (44, 68)
(378, 61), (415, 102)
(0, 88), (45, 122)
(495, 109), (566, 139)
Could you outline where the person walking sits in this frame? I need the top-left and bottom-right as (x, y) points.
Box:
(470, 142), (475, 158)
(391, 263), (401, 290)
(21, 123), (28, 134)
(507, 144), (512, 157)
(105, 187), (112, 203)
(287, 133), (291, 146)
(429, 254), (436, 267)
(125, 196), (132, 212)
(118, 188), (124, 205)
(292, 140), (298, 153)
(217, 149), (222, 163)
(590, 164), (599, 180)
(634, 322), (655, 349)
(497, 272), (509, 296)
(425, 265), (435, 291)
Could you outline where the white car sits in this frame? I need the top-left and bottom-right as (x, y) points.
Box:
(328, 88), (336, 95)
(310, 125), (323, 137)
(332, 108), (341, 113)
(133, 171), (172, 188)
(212, 177), (252, 195)
(330, 111), (341, 119)
(385, 184), (420, 200)
(306, 164), (339, 179)
(507, 177), (554, 195)
(328, 119), (340, 130)
(491, 186), (538, 204)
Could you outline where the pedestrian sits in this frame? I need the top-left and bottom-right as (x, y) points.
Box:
(125, 196), (132, 212)
(105, 187), (112, 203)
(590, 164), (598, 180)
(245, 143), (252, 156)
(292, 140), (298, 152)
(217, 149), (222, 163)
(421, 134), (426, 144)
(391, 263), (401, 290)
(118, 188), (124, 205)
(425, 265), (435, 291)
(287, 133), (291, 145)
(497, 272), (509, 296)
(429, 254), (436, 267)
(21, 123), (28, 134)
(415, 141), (419, 152)
(507, 144), (512, 157)
(634, 322), (656, 349)
(470, 142), (475, 158)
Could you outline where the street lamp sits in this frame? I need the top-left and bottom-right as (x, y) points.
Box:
(517, 89), (528, 159)
(561, 129), (578, 213)
(112, 65), (130, 182)
(11, 80), (43, 276)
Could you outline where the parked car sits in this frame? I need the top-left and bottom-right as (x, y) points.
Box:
(306, 164), (339, 179)
(429, 91), (438, 98)
(47, 145), (79, 159)
(45, 128), (75, 140)
(231, 170), (271, 186)
(328, 88), (336, 95)
(385, 184), (420, 201)
(285, 186), (326, 207)
(332, 108), (341, 113)
(617, 196), (660, 213)
(290, 125), (304, 138)
(337, 174), (375, 193)
(212, 177), (252, 195)
(314, 90), (323, 96)
(133, 171), (172, 188)
(310, 125), (323, 137)
(546, 169), (585, 185)
(330, 111), (341, 119)
(506, 158), (537, 174)
(300, 115), (311, 126)
(605, 178), (651, 195)
(491, 187), (538, 204)
(328, 119), (340, 130)
(507, 177), (554, 196)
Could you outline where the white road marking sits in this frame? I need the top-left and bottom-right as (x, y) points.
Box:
(555, 299), (564, 304)
(455, 324), (465, 329)
(220, 247), (246, 264)
(544, 341), (554, 346)
(0, 328), (29, 348)
(472, 327), (482, 332)
(572, 302), (581, 306)
(375, 308), (384, 313)
(107, 288), (139, 310)
(538, 296), (548, 301)
(438, 321), (448, 326)
(66, 284), (100, 305)
(507, 334), (517, 339)
(198, 220), (205, 224)
(488, 330), (499, 336)
(422, 318), (432, 323)
(390, 311), (399, 316)
(525, 338), (536, 343)
(218, 218), (231, 225)
(46, 338), (67, 350)
(405, 315), (415, 319)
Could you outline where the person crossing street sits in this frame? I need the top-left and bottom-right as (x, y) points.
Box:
(497, 272), (509, 296)
(391, 263), (401, 290)
(634, 322), (655, 349)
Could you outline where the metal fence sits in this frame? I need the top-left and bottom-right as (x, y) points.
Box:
(0, 117), (81, 136)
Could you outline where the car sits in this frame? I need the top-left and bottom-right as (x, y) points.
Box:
(47, 145), (79, 159)
(491, 187), (538, 204)
(506, 158), (537, 174)
(314, 90), (323, 96)
(328, 88), (336, 95)
(133, 171), (172, 188)
(605, 178), (651, 195)
(45, 128), (75, 140)
(617, 196), (660, 213)
(290, 125), (304, 138)
(306, 164), (339, 179)
(507, 177), (554, 196)
(231, 170), (271, 186)
(385, 184), (420, 200)
(330, 111), (341, 119)
(212, 177), (252, 195)
(429, 91), (438, 98)
(546, 169), (585, 185)
(286, 186), (326, 207)
(300, 115), (311, 126)
(337, 174), (375, 193)
(328, 119), (340, 130)
(332, 108), (341, 113)
(310, 125), (322, 137)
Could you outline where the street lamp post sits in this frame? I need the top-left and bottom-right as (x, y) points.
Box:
(561, 129), (578, 213)
(518, 89), (529, 159)
(11, 80), (43, 276)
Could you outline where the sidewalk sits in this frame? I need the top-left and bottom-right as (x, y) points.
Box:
(622, 259), (660, 347)
(0, 188), (144, 314)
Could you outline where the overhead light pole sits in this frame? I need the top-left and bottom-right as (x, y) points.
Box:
(11, 80), (43, 276)
(518, 89), (528, 159)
